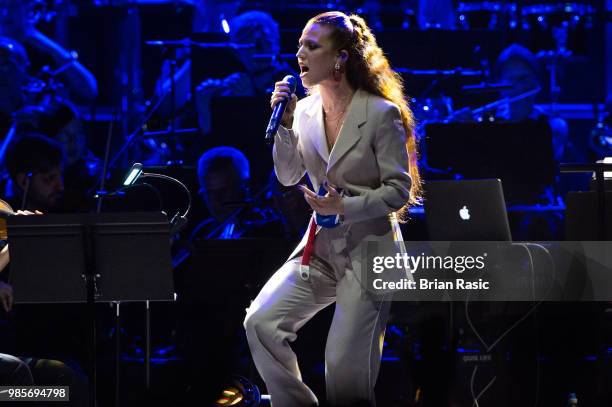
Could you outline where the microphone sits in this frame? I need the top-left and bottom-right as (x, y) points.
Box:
(265, 75), (297, 146)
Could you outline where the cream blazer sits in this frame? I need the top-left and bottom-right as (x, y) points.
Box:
(273, 88), (413, 283)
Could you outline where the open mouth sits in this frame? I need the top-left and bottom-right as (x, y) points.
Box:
(299, 65), (309, 76)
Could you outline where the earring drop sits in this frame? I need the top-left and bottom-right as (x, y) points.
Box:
(334, 62), (340, 70)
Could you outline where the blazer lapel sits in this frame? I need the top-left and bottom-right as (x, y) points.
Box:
(327, 89), (368, 171)
(302, 94), (329, 164)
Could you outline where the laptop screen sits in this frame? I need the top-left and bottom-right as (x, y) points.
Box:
(424, 179), (512, 241)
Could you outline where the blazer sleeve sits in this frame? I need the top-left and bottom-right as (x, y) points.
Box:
(342, 104), (412, 224)
(272, 115), (306, 186)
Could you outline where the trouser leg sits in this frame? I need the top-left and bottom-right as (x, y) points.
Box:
(324, 268), (391, 407)
(244, 258), (336, 406)
(0, 353), (34, 385)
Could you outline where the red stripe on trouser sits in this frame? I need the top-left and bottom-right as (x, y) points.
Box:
(300, 216), (317, 280)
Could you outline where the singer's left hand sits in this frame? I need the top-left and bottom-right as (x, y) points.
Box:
(299, 184), (344, 216)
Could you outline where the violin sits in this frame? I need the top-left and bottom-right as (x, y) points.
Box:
(0, 199), (17, 241)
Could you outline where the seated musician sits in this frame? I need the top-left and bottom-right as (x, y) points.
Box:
(0, 36), (30, 136)
(153, 11), (302, 135)
(4, 133), (65, 213)
(495, 44), (579, 238)
(0, 214), (87, 404)
(495, 44), (571, 168)
(0, 37), (99, 212)
(194, 11), (304, 134)
(190, 146), (283, 240)
(0, 0), (97, 103)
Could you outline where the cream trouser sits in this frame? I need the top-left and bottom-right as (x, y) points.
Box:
(244, 226), (391, 407)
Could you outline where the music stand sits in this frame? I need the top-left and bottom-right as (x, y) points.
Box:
(560, 162), (612, 240)
(7, 212), (174, 407)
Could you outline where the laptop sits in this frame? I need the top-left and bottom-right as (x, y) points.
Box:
(424, 179), (512, 241)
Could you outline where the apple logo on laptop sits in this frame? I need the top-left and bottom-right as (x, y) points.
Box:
(459, 205), (471, 220)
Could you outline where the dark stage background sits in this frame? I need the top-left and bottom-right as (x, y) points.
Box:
(0, 0), (611, 406)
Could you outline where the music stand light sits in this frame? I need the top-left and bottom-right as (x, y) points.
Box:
(123, 163), (144, 186)
(122, 162), (192, 233)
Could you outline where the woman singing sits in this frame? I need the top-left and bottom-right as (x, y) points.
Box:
(244, 11), (421, 406)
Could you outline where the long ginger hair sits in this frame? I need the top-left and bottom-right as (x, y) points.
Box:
(307, 11), (422, 216)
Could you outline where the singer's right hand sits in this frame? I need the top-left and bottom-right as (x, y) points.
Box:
(271, 80), (297, 128)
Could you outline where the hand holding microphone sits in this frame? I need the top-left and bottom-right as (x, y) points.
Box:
(265, 75), (297, 146)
